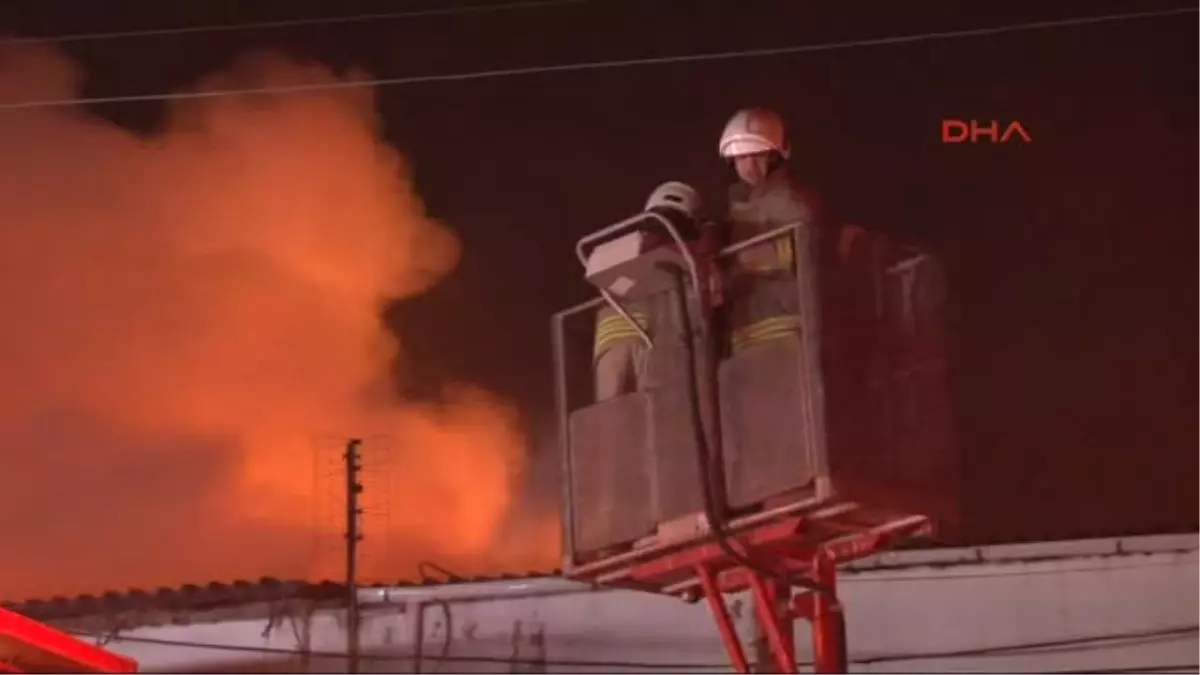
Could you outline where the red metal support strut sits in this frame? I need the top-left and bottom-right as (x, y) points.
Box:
(806, 553), (849, 674)
(782, 556), (850, 673)
(696, 551), (850, 674)
(609, 512), (930, 674)
(748, 574), (796, 673)
(697, 564), (751, 673)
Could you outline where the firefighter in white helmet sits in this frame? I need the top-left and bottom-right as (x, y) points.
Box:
(718, 107), (822, 354)
(593, 181), (708, 401)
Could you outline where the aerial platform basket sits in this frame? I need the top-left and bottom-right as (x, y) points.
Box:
(552, 207), (958, 672)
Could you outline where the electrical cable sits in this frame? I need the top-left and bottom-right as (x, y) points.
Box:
(67, 623), (1198, 670)
(0, 7), (1193, 111)
(852, 624), (1199, 664)
(1051, 665), (1199, 674)
(847, 556), (1194, 583)
(74, 629), (731, 670)
(0, 0), (594, 45)
(665, 264), (829, 595)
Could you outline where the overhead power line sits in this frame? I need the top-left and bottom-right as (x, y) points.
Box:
(0, 0), (593, 45)
(0, 6), (1193, 112)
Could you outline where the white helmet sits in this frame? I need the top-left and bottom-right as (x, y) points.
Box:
(718, 107), (790, 159)
(645, 181), (701, 219)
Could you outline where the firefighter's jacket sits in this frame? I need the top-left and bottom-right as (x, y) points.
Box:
(723, 168), (823, 354)
(726, 168), (818, 276)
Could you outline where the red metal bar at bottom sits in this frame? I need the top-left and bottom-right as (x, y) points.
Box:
(0, 607), (137, 674)
(696, 564), (751, 674)
(747, 574), (798, 673)
(810, 554), (848, 674)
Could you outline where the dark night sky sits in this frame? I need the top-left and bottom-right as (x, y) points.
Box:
(2, 0), (1196, 545)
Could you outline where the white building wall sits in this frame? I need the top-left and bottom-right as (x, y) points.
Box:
(93, 533), (1198, 673)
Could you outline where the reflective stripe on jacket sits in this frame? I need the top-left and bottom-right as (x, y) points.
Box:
(731, 314), (802, 354)
(594, 308), (649, 359)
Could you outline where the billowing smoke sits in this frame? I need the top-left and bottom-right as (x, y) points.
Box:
(0, 44), (558, 599)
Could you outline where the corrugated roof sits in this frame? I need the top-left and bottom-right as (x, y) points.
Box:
(2, 571), (558, 627)
(8, 533), (1195, 630)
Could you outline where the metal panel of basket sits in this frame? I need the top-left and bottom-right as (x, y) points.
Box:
(567, 394), (656, 555)
(719, 336), (822, 510)
(645, 339), (711, 524)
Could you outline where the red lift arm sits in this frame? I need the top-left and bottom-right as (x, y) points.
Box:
(0, 606), (138, 674)
(571, 502), (933, 673)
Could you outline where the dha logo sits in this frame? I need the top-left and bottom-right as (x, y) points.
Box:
(942, 119), (1033, 144)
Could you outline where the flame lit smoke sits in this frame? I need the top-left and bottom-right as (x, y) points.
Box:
(0, 44), (557, 599)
